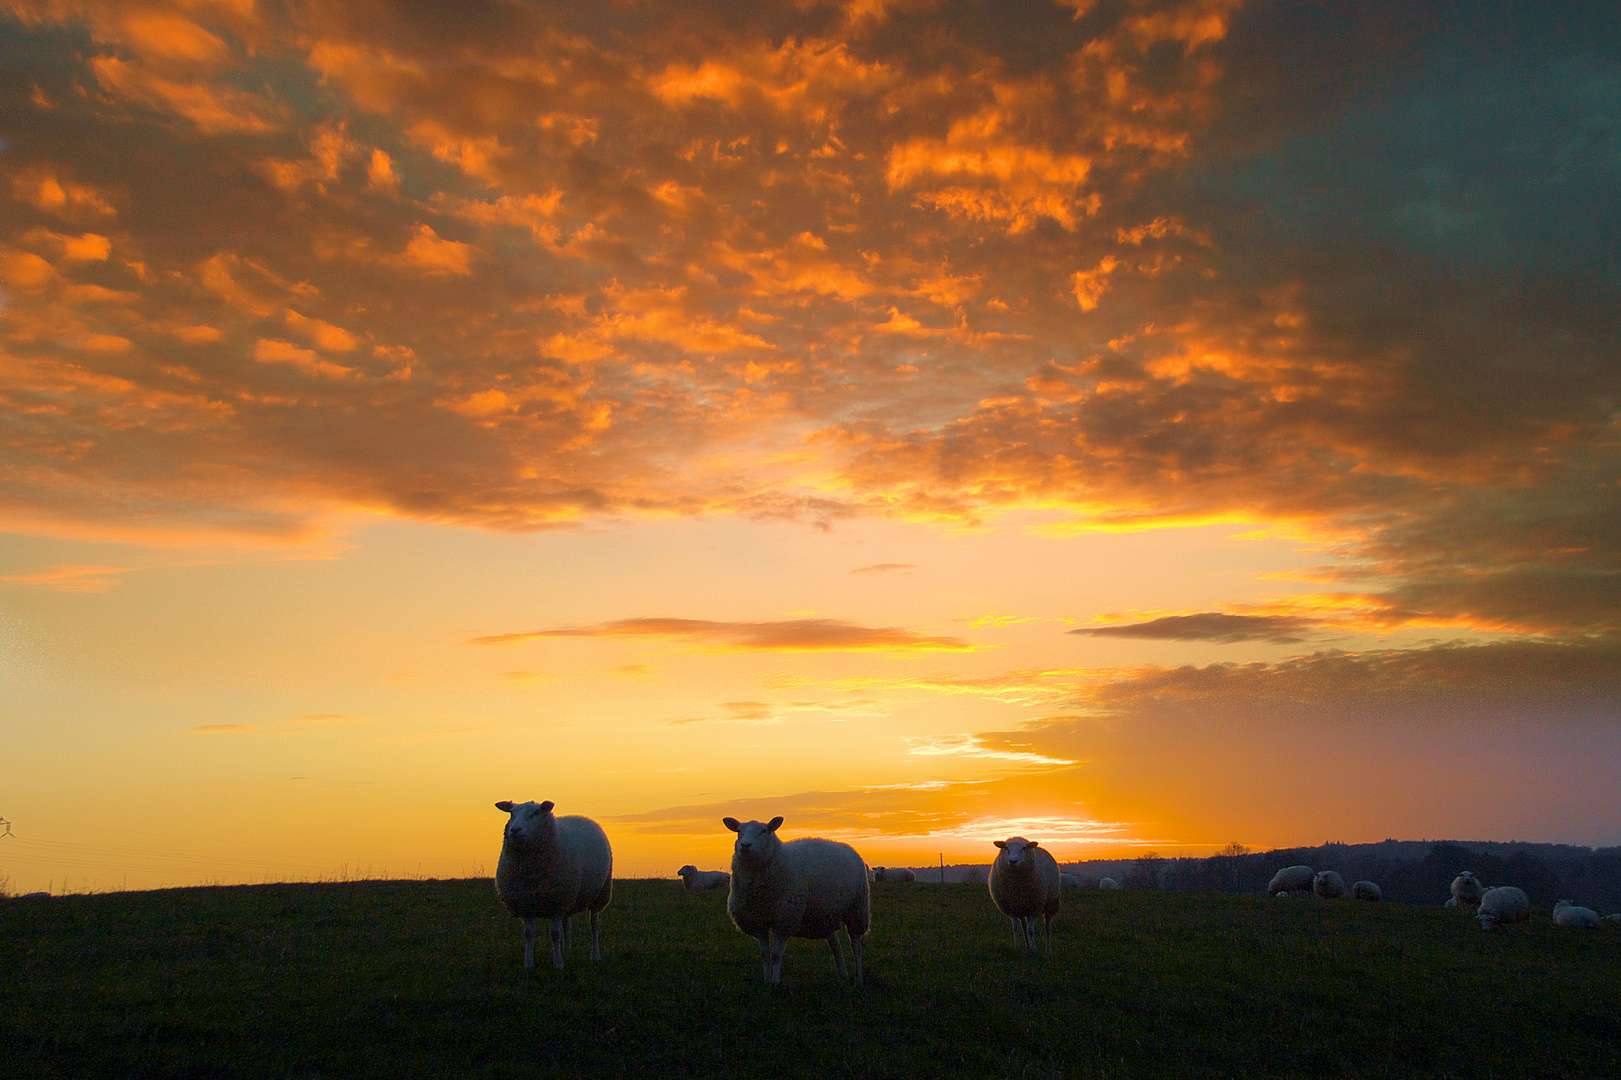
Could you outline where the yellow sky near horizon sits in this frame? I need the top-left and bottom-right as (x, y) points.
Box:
(2, 0), (1619, 894)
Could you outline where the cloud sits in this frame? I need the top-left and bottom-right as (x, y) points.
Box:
(470, 617), (972, 652)
(1069, 612), (1319, 644)
(905, 732), (1077, 767)
(850, 562), (917, 575)
(0, 564), (133, 593)
(191, 723), (257, 734)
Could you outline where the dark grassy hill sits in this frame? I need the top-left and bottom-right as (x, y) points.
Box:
(4, 878), (1618, 1079)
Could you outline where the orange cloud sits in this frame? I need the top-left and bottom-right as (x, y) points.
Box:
(470, 616), (972, 652)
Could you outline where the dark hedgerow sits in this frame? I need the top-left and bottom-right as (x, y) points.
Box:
(2, 879), (1617, 1078)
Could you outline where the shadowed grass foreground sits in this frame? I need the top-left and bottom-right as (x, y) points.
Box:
(3, 880), (1618, 1078)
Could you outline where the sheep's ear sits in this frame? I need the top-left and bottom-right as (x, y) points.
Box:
(1028, 841), (1040, 849)
(994, 840), (1006, 849)
(495, 801), (513, 813)
(723, 817), (741, 832)
(766, 816), (783, 832)
(538, 800), (554, 814)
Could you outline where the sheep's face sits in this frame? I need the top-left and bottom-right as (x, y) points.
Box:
(1452, 871), (1482, 894)
(995, 837), (1039, 871)
(498, 799), (556, 848)
(724, 816), (783, 868)
(678, 865), (697, 878)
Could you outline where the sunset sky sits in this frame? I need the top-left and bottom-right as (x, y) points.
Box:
(2, 0), (1618, 894)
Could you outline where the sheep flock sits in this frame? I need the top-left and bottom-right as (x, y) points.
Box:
(489, 801), (1618, 978)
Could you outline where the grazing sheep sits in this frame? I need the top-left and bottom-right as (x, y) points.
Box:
(1351, 880), (1382, 901)
(1552, 900), (1601, 928)
(723, 816), (869, 986)
(1476, 886), (1531, 931)
(1603, 913), (1621, 924)
(988, 837), (1062, 953)
(677, 865), (731, 892)
(1059, 873), (1081, 889)
(494, 800), (613, 970)
(872, 866), (917, 883)
(1312, 870), (1347, 900)
(1450, 871), (1485, 912)
(1267, 865), (1314, 896)
(1098, 876), (1121, 890)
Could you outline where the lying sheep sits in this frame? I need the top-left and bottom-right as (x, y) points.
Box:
(1098, 877), (1121, 890)
(989, 837), (1062, 953)
(723, 816), (869, 986)
(1351, 880), (1382, 901)
(1444, 896), (1459, 908)
(677, 865), (731, 892)
(1059, 873), (1081, 889)
(1476, 886), (1531, 931)
(1313, 870), (1347, 900)
(1450, 871), (1485, 912)
(1267, 865), (1314, 896)
(872, 866), (916, 883)
(494, 799), (613, 969)
(1552, 899), (1600, 928)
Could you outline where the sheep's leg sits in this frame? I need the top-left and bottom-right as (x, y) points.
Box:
(1010, 917), (1023, 949)
(850, 929), (864, 986)
(549, 917), (566, 969)
(589, 909), (602, 962)
(522, 917), (536, 969)
(561, 916), (572, 954)
(1043, 914), (1053, 954)
(768, 929), (790, 985)
(756, 932), (773, 984)
(827, 933), (847, 978)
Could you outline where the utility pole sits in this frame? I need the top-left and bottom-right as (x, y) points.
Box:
(939, 853), (944, 884)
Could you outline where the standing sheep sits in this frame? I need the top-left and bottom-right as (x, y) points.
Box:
(1098, 876), (1121, 890)
(723, 816), (870, 986)
(1351, 880), (1383, 901)
(1450, 871), (1485, 912)
(1476, 886), (1531, 931)
(1267, 866), (1315, 896)
(988, 837), (1062, 953)
(1059, 873), (1081, 889)
(1552, 900), (1600, 928)
(1312, 870), (1347, 900)
(677, 865), (731, 891)
(494, 800), (613, 970)
(872, 867), (917, 883)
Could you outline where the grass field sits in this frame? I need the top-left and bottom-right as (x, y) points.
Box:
(3, 879), (1618, 1079)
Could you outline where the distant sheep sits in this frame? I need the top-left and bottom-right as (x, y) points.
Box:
(872, 866), (917, 883)
(1312, 870), (1347, 900)
(494, 800), (613, 969)
(677, 865), (731, 892)
(1602, 913), (1621, 925)
(1350, 880), (1382, 901)
(723, 816), (869, 985)
(1267, 865), (1314, 896)
(1444, 896), (1458, 908)
(988, 837), (1062, 953)
(1552, 899), (1600, 928)
(1450, 871), (1485, 912)
(1476, 886), (1531, 931)
(1098, 876), (1121, 890)
(1060, 873), (1081, 889)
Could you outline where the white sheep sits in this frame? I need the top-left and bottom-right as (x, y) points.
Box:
(1444, 896), (1458, 908)
(1476, 886), (1531, 931)
(872, 866), (917, 883)
(1312, 870), (1347, 899)
(1059, 873), (1081, 889)
(494, 799), (613, 970)
(1450, 871), (1485, 912)
(1098, 876), (1121, 890)
(723, 816), (869, 986)
(1552, 899), (1600, 928)
(1350, 880), (1382, 901)
(1603, 913), (1621, 925)
(1267, 865), (1314, 896)
(677, 865), (731, 891)
(988, 837), (1062, 953)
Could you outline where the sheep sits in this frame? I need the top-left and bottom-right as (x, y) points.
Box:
(1444, 896), (1458, 908)
(722, 816), (869, 986)
(1476, 886), (1531, 931)
(1552, 899), (1601, 928)
(1603, 913), (1621, 925)
(1098, 876), (1121, 890)
(1351, 880), (1382, 901)
(872, 866), (917, 883)
(1059, 873), (1081, 889)
(494, 799), (613, 970)
(1267, 865), (1314, 896)
(988, 837), (1062, 953)
(677, 865), (731, 892)
(1312, 870), (1347, 899)
(1450, 871), (1485, 912)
